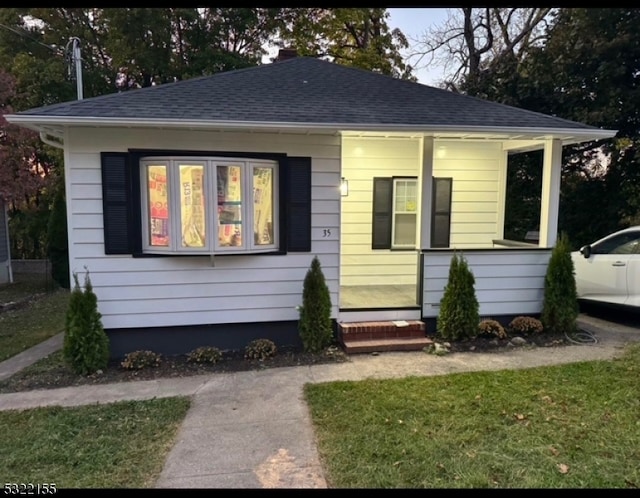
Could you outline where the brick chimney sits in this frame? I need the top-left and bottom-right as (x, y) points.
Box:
(275, 48), (298, 62)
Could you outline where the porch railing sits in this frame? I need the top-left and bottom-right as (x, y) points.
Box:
(420, 248), (552, 318)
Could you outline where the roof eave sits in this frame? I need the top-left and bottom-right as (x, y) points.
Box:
(4, 114), (618, 143)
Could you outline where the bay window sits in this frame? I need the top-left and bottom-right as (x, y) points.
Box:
(140, 156), (278, 254)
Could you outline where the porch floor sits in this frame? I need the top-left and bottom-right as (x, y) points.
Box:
(339, 284), (418, 309)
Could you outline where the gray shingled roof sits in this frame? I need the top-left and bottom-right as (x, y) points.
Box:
(16, 57), (599, 131)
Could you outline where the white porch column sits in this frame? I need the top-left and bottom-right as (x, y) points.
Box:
(418, 136), (434, 249)
(539, 138), (562, 247)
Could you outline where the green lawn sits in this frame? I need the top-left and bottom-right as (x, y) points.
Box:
(305, 343), (640, 488)
(0, 289), (69, 361)
(0, 397), (191, 488)
(0, 272), (57, 303)
(1, 275), (191, 488)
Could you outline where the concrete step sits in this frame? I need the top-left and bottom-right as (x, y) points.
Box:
(341, 337), (433, 354)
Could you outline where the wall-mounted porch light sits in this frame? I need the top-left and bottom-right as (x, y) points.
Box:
(340, 177), (349, 196)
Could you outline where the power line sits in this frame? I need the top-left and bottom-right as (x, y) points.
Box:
(0, 22), (83, 99)
(0, 22), (62, 55)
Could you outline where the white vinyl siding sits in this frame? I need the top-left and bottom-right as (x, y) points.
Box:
(432, 140), (505, 248)
(422, 249), (552, 317)
(341, 137), (421, 286)
(65, 127), (340, 329)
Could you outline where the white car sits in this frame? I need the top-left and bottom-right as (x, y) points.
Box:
(571, 226), (640, 310)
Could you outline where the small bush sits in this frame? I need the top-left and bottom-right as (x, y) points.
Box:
(508, 316), (544, 336)
(244, 339), (277, 361)
(298, 256), (334, 353)
(478, 319), (507, 339)
(437, 252), (480, 341)
(63, 269), (109, 375)
(121, 350), (162, 370)
(187, 346), (222, 364)
(541, 232), (579, 334)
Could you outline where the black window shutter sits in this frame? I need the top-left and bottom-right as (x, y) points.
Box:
(431, 177), (452, 248)
(286, 157), (312, 252)
(101, 152), (132, 255)
(372, 177), (393, 249)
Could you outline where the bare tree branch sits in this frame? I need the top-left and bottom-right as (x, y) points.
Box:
(409, 7), (556, 89)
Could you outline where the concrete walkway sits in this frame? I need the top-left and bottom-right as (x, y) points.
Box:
(1, 313), (639, 488)
(0, 333), (63, 382)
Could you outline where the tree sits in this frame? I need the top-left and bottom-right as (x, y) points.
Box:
(1, 8), (290, 257)
(437, 252), (480, 341)
(298, 256), (333, 353)
(541, 232), (578, 334)
(0, 71), (56, 203)
(451, 8), (640, 246)
(409, 8), (554, 91)
(279, 8), (414, 79)
(47, 181), (69, 289)
(63, 269), (109, 375)
(533, 9), (640, 240)
(6, 8), (289, 97)
(0, 69), (62, 259)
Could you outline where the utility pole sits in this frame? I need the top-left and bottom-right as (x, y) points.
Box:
(66, 37), (83, 100)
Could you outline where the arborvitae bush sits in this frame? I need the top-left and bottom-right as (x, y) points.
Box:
(437, 252), (480, 341)
(63, 269), (110, 375)
(298, 255), (333, 353)
(63, 273), (84, 368)
(47, 185), (70, 289)
(541, 232), (579, 334)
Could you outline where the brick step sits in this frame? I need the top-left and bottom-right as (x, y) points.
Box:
(338, 320), (426, 342)
(341, 337), (433, 354)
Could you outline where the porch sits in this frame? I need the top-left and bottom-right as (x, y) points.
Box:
(338, 132), (564, 320)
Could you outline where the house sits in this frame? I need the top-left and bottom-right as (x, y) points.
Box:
(5, 51), (617, 357)
(0, 198), (11, 284)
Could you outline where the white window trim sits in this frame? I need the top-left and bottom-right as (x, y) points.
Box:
(391, 177), (418, 249)
(140, 156), (279, 255)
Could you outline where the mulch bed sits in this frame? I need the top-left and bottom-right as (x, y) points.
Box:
(0, 345), (351, 393)
(0, 333), (576, 394)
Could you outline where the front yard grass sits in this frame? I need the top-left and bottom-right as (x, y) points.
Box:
(0, 272), (56, 303)
(0, 396), (191, 488)
(305, 343), (640, 488)
(0, 289), (69, 361)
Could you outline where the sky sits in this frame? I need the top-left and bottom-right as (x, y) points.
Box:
(386, 8), (450, 86)
(262, 8), (451, 87)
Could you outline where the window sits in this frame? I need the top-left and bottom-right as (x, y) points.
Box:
(372, 176), (452, 250)
(592, 231), (640, 255)
(392, 178), (418, 248)
(101, 151), (312, 257)
(140, 156), (278, 254)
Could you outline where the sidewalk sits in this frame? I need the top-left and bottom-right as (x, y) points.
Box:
(1, 313), (639, 488)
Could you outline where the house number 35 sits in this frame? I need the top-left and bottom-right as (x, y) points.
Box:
(323, 229), (332, 237)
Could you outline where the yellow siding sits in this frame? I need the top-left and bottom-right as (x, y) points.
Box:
(340, 137), (421, 286)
